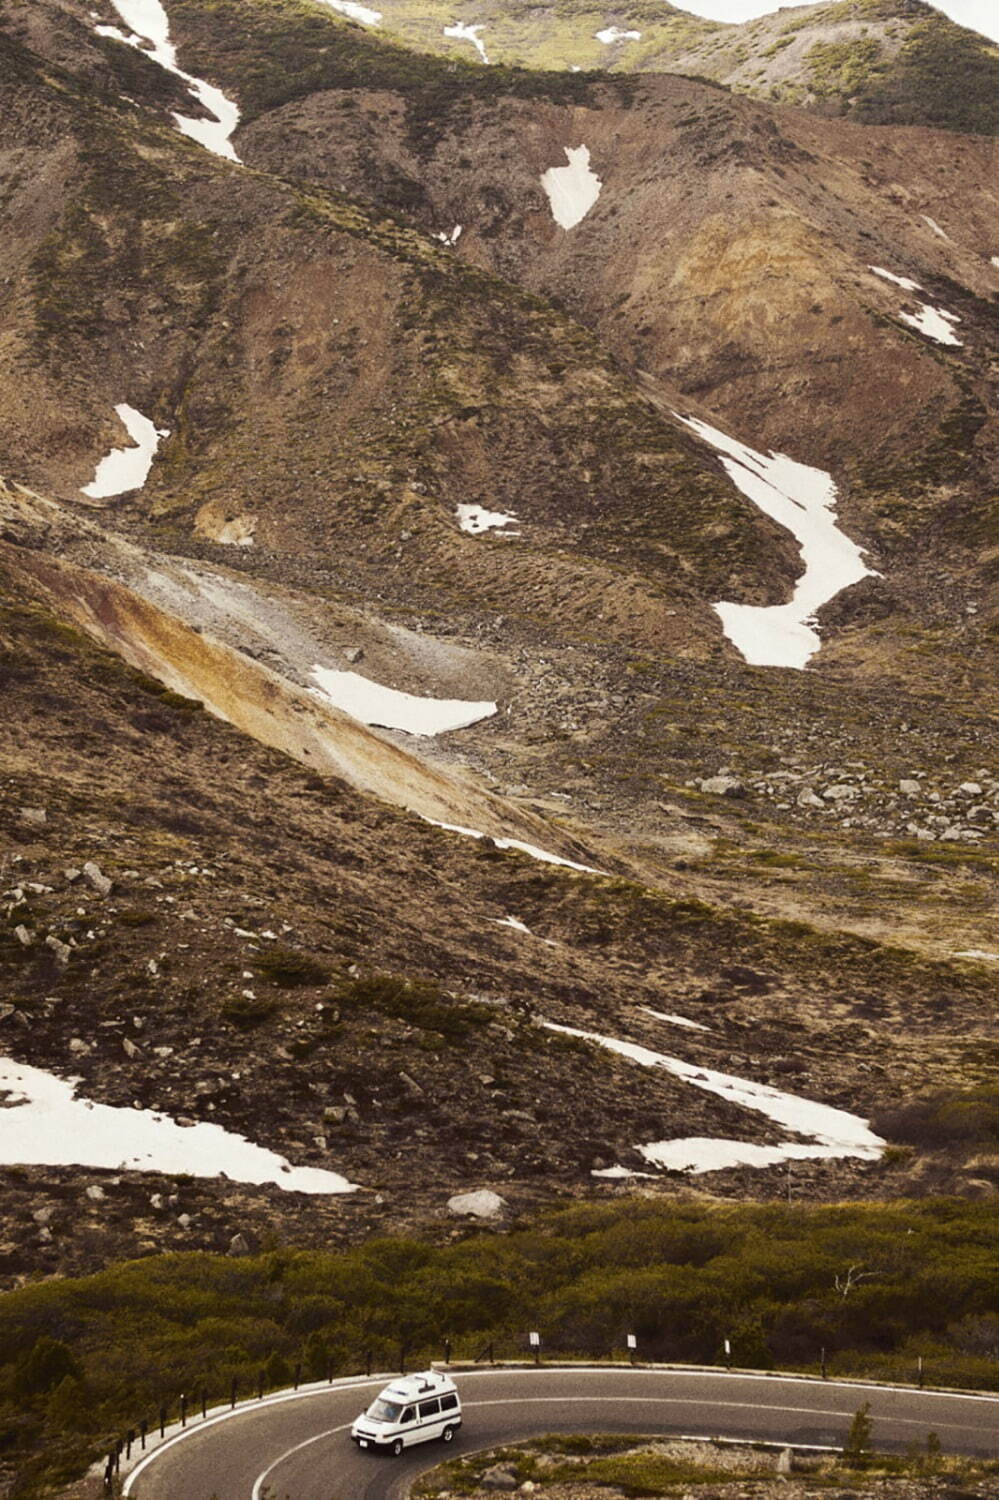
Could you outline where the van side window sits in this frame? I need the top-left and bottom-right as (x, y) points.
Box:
(440, 1393), (458, 1411)
(401, 1406), (415, 1423)
(418, 1398), (440, 1418)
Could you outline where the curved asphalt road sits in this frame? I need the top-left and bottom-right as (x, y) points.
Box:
(123, 1367), (999, 1500)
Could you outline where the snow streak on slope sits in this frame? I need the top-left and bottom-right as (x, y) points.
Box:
(544, 1023), (885, 1175)
(541, 147), (602, 230)
(676, 414), (873, 669)
(315, 0), (382, 22)
(0, 1058), (357, 1193)
(424, 817), (602, 874)
(444, 21), (489, 61)
(311, 666), (496, 735)
(96, 0), (241, 161)
(81, 404), (167, 498)
(869, 266), (964, 347)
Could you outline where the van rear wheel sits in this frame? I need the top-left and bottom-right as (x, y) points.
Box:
(441, 1425), (455, 1444)
(391, 1439), (404, 1456)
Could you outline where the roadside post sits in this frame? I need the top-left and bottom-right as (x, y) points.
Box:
(724, 1338), (732, 1370)
(627, 1334), (637, 1366)
(529, 1331), (541, 1366)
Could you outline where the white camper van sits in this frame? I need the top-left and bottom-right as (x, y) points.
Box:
(350, 1369), (462, 1455)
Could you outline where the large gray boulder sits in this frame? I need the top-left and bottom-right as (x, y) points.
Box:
(447, 1190), (507, 1219)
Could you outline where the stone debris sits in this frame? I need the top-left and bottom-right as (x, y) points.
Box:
(82, 860), (112, 897)
(44, 934), (71, 967)
(18, 807), (47, 827)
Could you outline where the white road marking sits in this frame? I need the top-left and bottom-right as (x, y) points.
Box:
(251, 1421), (352, 1499)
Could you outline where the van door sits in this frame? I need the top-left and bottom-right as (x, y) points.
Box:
(417, 1396), (442, 1443)
(398, 1406), (416, 1447)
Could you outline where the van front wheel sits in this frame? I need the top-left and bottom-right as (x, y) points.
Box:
(391, 1439), (404, 1456)
(441, 1425), (455, 1444)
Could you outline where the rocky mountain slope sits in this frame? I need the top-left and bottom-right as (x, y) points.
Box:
(0, 0), (995, 1291)
(221, 0), (999, 136)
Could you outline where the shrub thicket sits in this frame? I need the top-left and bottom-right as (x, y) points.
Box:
(0, 1198), (996, 1490)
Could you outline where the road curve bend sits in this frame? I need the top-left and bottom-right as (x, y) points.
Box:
(123, 1366), (999, 1500)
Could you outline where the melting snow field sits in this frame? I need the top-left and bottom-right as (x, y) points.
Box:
(81, 404), (168, 499)
(456, 503), (520, 535)
(315, 0), (382, 22)
(676, 414), (873, 670)
(544, 1023), (884, 1176)
(870, 266), (963, 348)
(899, 304), (963, 347)
(870, 265), (921, 293)
(643, 1006), (710, 1033)
(922, 215), (950, 241)
(444, 21), (488, 62)
(98, 0), (241, 160)
(0, 1058), (357, 1193)
(425, 817), (602, 875)
(595, 25), (641, 41)
(310, 665), (496, 736)
(541, 146), (602, 230)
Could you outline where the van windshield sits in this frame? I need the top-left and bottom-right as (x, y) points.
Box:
(367, 1398), (403, 1422)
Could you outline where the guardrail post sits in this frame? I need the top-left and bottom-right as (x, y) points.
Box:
(201, 1388), (207, 1420)
(104, 1454), (114, 1491)
(443, 1338), (452, 1365)
(489, 1341), (495, 1366)
(180, 1393), (187, 1428)
(821, 1347), (827, 1380)
(258, 1369), (265, 1400)
(724, 1338), (732, 1370)
(918, 1356), (924, 1389)
(125, 1428), (134, 1460)
(327, 1360), (334, 1385)
(365, 1349), (372, 1377)
(230, 1376), (238, 1409)
(399, 1343), (407, 1375)
(140, 1418), (147, 1450)
(159, 1404), (166, 1439)
(294, 1362), (301, 1391)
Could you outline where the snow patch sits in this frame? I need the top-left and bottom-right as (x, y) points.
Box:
(435, 225), (463, 246)
(595, 25), (641, 42)
(444, 21), (488, 62)
(868, 267), (962, 348)
(310, 666), (496, 736)
(898, 303), (963, 347)
(424, 817), (602, 875)
(870, 265), (922, 293)
(643, 1006), (710, 1033)
(100, 0), (241, 160)
(675, 414), (874, 670)
(81, 403), (168, 498)
(456, 503), (520, 535)
(921, 214), (950, 240)
(315, 0), (382, 22)
(544, 1022), (884, 1176)
(494, 915), (532, 934)
(541, 146), (601, 230)
(954, 949), (999, 962)
(992, 257), (999, 270)
(0, 1057), (357, 1193)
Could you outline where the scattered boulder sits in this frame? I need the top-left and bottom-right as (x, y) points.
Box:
(17, 807), (46, 827)
(13, 925), (33, 947)
(228, 1233), (252, 1257)
(899, 779), (920, 795)
(700, 775), (745, 797)
(85, 1185), (105, 1202)
(122, 1037), (141, 1059)
(480, 1466), (518, 1492)
(45, 935), (71, 968)
(82, 861), (112, 897)
(447, 1190), (508, 1219)
(796, 788), (824, 809)
(68, 1037), (91, 1055)
(344, 646), (364, 664)
(823, 783), (859, 801)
